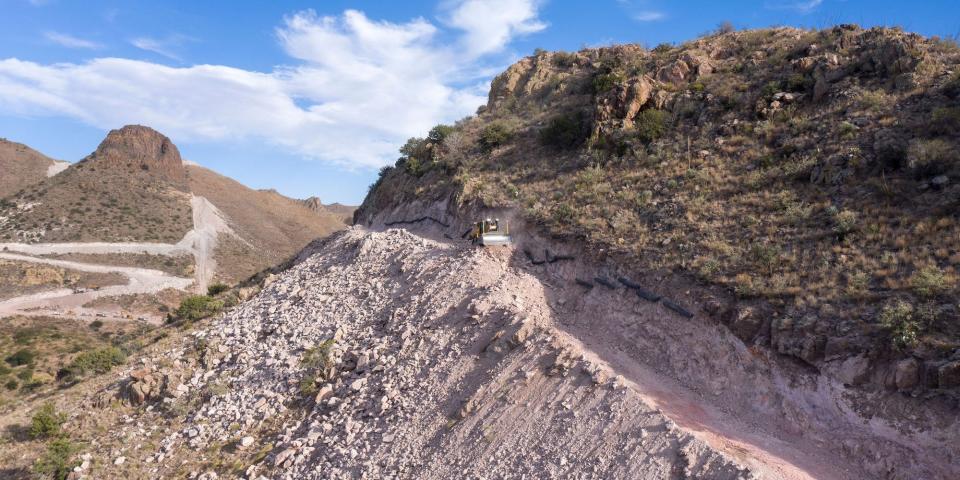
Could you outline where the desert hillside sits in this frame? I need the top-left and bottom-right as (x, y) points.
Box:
(0, 126), (194, 244)
(186, 166), (348, 283)
(0, 139), (69, 200)
(358, 25), (960, 399)
(0, 125), (353, 323)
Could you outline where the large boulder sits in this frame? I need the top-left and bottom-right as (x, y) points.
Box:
(893, 358), (920, 391)
(939, 361), (960, 388)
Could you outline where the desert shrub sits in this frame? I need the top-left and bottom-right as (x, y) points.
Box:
(831, 208), (858, 237)
(787, 73), (813, 92)
(635, 109), (669, 143)
(5, 348), (36, 367)
(748, 243), (781, 274)
(60, 347), (125, 381)
(906, 139), (956, 178)
(552, 51), (577, 68)
(931, 107), (960, 135)
(175, 295), (224, 321)
(89, 320), (104, 330)
(540, 111), (592, 149)
(30, 402), (66, 439)
(846, 271), (871, 297)
(0, 363), (10, 375)
(33, 437), (78, 480)
(652, 43), (673, 54)
(5, 379), (18, 390)
(479, 121), (513, 152)
(910, 266), (951, 298)
(300, 338), (336, 396)
(944, 72), (960, 98)
(207, 282), (230, 296)
(716, 21), (735, 35)
(761, 80), (782, 99)
(17, 368), (32, 381)
(880, 300), (922, 349)
(592, 71), (624, 94)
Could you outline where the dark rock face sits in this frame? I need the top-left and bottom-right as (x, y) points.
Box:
(85, 125), (186, 183)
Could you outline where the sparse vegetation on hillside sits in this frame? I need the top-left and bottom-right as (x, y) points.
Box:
(359, 25), (960, 389)
(174, 295), (225, 322)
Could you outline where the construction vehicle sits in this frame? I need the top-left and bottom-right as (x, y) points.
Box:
(464, 218), (512, 246)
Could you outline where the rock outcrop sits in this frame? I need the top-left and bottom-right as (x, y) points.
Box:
(84, 125), (186, 183)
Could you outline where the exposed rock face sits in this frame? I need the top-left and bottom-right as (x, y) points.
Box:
(301, 196), (324, 214)
(84, 125), (186, 183)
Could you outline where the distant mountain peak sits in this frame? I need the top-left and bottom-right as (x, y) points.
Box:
(85, 125), (185, 182)
(301, 196), (323, 212)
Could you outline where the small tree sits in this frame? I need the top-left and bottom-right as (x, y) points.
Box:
(30, 402), (66, 439)
(635, 109), (669, 143)
(33, 438), (79, 480)
(207, 282), (230, 296)
(716, 21), (735, 34)
(479, 122), (513, 152)
(427, 124), (455, 144)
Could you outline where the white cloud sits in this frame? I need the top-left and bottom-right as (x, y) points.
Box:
(766, 0), (824, 13)
(0, 1), (545, 169)
(44, 31), (102, 49)
(443, 0), (546, 57)
(633, 11), (665, 22)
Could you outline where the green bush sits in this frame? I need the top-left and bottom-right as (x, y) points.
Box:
(552, 51), (577, 68)
(786, 73), (813, 92)
(17, 368), (32, 382)
(880, 300), (922, 350)
(831, 208), (858, 237)
(33, 437), (79, 480)
(175, 295), (224, 321)
(931, 107), (960, 135)
(60, 347), (125, 381)
(207, 282), (230, 296)
(300, 338), (336, 397)
(591, 72), (624, 94)
(89, 320), (104, 330)
(30, 402), (66, 439)
(427, 124), (455, 144)
(907, 139), (956, 178)
(652, 43), (673, 54)
(944, 72), (960, 98)
(761, 80), (782, 99)
(540, 111), (592, 149)
(910, 266), (951, 298)
(479, 121), (513, 152)
(5, 348), (36, 367)
(635, 109), (669, 143)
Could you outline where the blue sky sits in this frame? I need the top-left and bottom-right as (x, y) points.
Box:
(1, 0), (958, 204)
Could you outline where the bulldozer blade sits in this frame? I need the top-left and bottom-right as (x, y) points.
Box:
(480, 234), (512, 246)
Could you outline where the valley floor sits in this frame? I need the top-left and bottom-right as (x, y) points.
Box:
(0, 195), (233, 323)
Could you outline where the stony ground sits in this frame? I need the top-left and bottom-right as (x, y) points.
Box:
(10, 224), (953, 479)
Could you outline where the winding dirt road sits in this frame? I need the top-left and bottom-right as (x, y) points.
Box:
(0, 195), (234, 322)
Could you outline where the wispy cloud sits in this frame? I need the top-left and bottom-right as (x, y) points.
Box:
(44, 31), (102, 49)
(28, 0), (52, 6)
(0, 1), (548, 170)
(766, 0), (824, 13)
(633, 11), (666, 22)
(130, 34), (194, 61)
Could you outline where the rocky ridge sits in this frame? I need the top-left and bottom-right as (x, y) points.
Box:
(51, 224), (957, 479)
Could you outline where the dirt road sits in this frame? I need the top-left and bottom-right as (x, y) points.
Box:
(0, 195), (233, 321)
